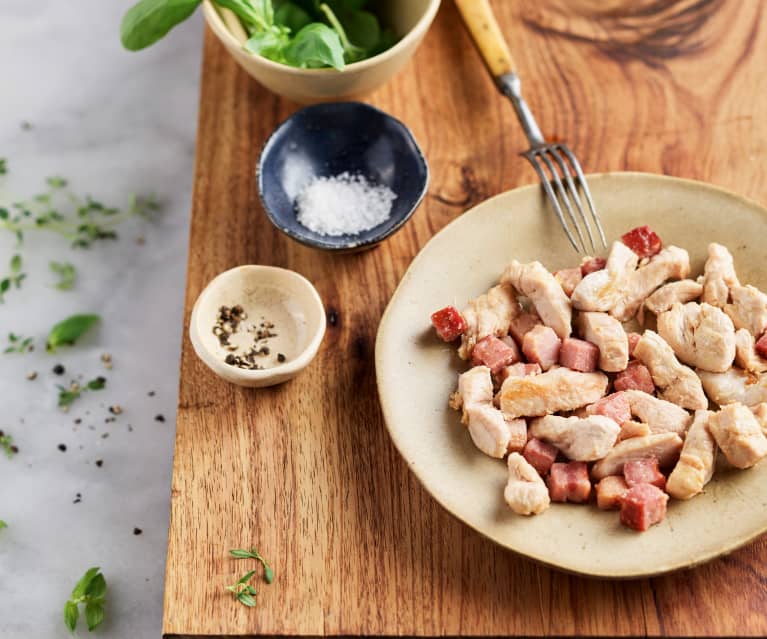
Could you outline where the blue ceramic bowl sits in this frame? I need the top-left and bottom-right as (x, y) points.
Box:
(257, 102), (429, 251)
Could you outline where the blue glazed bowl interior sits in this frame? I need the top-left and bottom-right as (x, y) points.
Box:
(258, 102), (429, 250)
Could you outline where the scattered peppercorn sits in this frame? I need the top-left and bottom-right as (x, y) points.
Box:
(108, 405), (123, 415)
(26, 371), (37, 381)
(58, 444), (67, 452)
(73, 493), (82, 504)
(95, 459), (103, 467)
(148, 390), (155, 397)
(277, 353), (286, 363)
(53, 364), (65, 375)
(74, 418), (82, 425)
(155, 414), (165, 423)
(101, 352), (113, 369)
(133, 527), (142, 535)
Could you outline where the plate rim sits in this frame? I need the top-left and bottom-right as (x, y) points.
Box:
(375, 171), (767, 578)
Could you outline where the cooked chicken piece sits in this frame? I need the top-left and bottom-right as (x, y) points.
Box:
(591, 432), (683, 479)
(644, 280), (703, 315)
(504, 453), (550, 515)
(554, 267), (582, 297)
(571, 241), (638, 312)
(725, 285), (767, 337)
(707, 403), (767, 469)
(501, 261), (572, 339)
(611, 246), (691, 321)
(734, 329), (767, 374)
(666, 410), (716, 500)
(617, 420), (652, 442)
(453, 366), (524, 458)
(752, 403), (767, 436)
(529, 414), (620, 461)
(697, 368), (767, 407)
(575, 312), (629, 372)
(632, 330), (708, 410)
(622, 389), (693, 435)
(701, 243), (740, 307)
(499, 367), (609, 419)
(458, 283), (521, 360)
(657, 302), (736, 373)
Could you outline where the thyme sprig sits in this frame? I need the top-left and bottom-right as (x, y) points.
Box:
(58, 376), (107, 409)
(227, 548), (274, 607)
(50, 261), (77, 290)
(4, 333), (34, 354)
(0, 175), (160, 247)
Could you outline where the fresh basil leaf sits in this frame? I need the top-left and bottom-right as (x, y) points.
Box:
(274, 1), (313, 32)
(121, 0), (202, 51)
(284, 23), (345, 69)
(85, 601), (105, 632)
(86, 573), (107, 600)
(237, 592), (257, 607)
(72, 567), (101, 599)
(237, 569), (257, 584)
(47, 314), (100, 351)
(244, 28), (290, 61)
(324, 2), (379, 50)
(214, 0), (272, 30)
(64, 600), (79, 633)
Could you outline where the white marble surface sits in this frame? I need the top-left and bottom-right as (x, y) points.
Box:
(0, 2), (201, 636)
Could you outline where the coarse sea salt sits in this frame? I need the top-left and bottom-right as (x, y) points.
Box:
(295, 172), (397, 236)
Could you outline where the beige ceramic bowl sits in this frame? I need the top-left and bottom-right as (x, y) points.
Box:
(202, 0), (441, 103)
(190, 265), (326, 387)
(377, 172), (767, 577)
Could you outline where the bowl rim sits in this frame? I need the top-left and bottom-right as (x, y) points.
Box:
(202, 0), (442, 75)
(256, 101), (430, 251)
(189, 264), (327, 383)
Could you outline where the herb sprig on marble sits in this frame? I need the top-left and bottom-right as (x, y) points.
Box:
(64, 567), (107, 634)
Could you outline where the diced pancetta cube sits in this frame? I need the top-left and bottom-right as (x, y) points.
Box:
(546, 462), (591, 503)
(554, 267), (583, 297)
(618, 420), (651, 442)
(509, 312), (542, 346)
(522, 325), (562, 371)
(430, 305), (466, 342)
(559, 337), (599, 372)
(471, 335), (520, 374)
(522, 437), (559, 476)
(596, 475), (628, 510)
(623, 457), (666, 489)
(619, 484), (669, 532)
(627, 332), (641, 357)
(580, 256), (607, 277)
(621, 226), (663, 258)
(756, 332), (767, 359)
(613, 361), (655, 394)
(586, 392), (631, 425)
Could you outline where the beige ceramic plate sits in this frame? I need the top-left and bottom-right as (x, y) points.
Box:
(376, 172), (767, 578)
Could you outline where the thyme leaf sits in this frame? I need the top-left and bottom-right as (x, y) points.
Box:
(4, 333), (34, 354)
(50, 261), (77, 290)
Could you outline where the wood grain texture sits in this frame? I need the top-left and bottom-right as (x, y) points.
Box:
(163, 1), (767, 636)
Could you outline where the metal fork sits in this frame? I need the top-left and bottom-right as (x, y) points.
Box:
(455, 0), (606, 254)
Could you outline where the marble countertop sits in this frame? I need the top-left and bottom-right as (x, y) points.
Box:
(0, 2), (201, 636)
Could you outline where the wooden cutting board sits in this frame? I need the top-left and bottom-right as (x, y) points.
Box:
(163, 1), (767, 636)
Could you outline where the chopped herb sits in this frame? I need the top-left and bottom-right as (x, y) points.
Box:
(0, 431), (18, 458)
(57, 377), (106, 408)
(50, 261), (77, 290)
(229, 548), (274, 584)
(0, 158), (6, 175)
(4, 333), (34, 354)
(0, 520), (7, 531)
(0, 254), (26, 303)
(64, 567), (107, 634)
(47, 314), (100, 351)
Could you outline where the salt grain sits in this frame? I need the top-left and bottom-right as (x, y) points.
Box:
(295, 172), (396, 236)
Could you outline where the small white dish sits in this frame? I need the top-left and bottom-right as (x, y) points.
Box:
(190, 265), (326, 388)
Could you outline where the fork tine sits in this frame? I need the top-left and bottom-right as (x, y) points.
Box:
(535, 149), (587, 253)
(523, 151), (579, 251)
(557, 145), (607, 249)
(549, 146), (596, 253)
